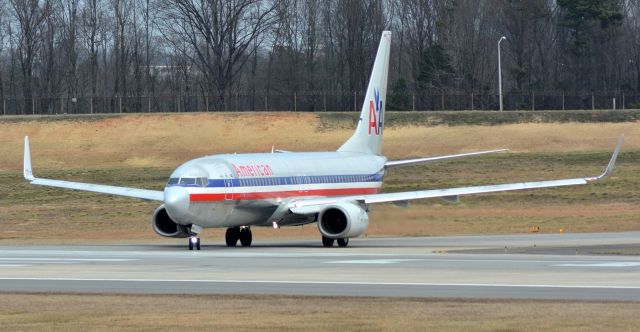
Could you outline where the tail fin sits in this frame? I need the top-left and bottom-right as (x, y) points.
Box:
(338, 31), (391, 155)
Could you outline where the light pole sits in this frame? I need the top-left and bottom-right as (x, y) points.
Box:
(498, 36), (506, 111)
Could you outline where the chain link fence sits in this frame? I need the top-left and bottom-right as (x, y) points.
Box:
(1, 91), (639, 115)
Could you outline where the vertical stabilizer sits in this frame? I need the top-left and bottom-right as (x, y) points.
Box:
(338, 31), (391, 155)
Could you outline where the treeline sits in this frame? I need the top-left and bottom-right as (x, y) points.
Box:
(0, 0), (638, 114)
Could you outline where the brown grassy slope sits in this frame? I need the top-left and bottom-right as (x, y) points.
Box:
(0, 112), (637, 171)
(0, 113), (638, 243)
(0, 293), (639, 332)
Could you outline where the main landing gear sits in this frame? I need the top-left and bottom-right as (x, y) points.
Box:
(322, 236), (349, 247)
(226, 226), (252, 247)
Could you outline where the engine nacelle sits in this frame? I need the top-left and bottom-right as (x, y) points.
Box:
(152, 205), (190, 238)
(317, 202), (369, 239)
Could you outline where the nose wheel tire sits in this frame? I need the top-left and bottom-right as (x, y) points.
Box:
(225, 227), (240, 247)
(188, 237), (201, 250)
(337, 238), (349, 247)
(322, 236), (335, 247)
(239, 228), (252, 247)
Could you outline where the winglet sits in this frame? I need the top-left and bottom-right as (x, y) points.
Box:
(587, 135), (624, 182)
(23, 136), (35, 181)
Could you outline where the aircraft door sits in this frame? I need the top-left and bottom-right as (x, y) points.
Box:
(224, 177), (234, 200)
(297, 174), (309, 194)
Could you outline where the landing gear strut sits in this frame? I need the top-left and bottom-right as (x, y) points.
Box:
(188, 225), (202, 250)
(226, 227), (252, 247)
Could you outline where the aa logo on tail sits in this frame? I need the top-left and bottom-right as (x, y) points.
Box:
(368, 88), (383, 136)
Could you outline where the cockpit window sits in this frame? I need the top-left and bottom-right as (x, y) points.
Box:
(179, 178), (196, 185)
(197, 177), (208, 187)
(167, 177), (208, 187)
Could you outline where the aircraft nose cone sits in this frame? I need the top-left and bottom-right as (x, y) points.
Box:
(164, 186), (190, 220)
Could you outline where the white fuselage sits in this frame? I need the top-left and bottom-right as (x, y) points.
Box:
(164, 151), (386, 228)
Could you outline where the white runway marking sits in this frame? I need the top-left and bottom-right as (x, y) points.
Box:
(0, 264), (26, 267)
(554, 262), (640, 268)
(326, 259), (423, 264)
(0, 258), (137, 262)
(0, 277), (639, 290)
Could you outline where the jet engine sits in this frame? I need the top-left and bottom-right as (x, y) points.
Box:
(317, 202), (369, 239)
(152, 205), (190, 238)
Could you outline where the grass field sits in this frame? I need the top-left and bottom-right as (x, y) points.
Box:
(1, 293), (639, 331)
(1, 112), (639, 330)
(0, 112), (638, 243)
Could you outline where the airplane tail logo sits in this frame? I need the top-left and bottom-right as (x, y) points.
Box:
(368, 88), (383, 136)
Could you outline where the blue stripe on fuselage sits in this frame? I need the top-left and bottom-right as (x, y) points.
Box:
(167, 173), (385, 188)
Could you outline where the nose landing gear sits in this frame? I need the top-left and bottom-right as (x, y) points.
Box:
(188, 236), (201, 250)
(188, 224), (203, 250)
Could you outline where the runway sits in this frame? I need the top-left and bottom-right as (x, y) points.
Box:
(1, 232), (639, 301)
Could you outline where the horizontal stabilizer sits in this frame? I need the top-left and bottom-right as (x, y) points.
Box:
(385, 149), (508, 169)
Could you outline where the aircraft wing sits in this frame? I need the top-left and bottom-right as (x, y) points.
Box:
(23, 137), (164, 201)
(289, 136), (623, 214)
(385, 149), (508, 169)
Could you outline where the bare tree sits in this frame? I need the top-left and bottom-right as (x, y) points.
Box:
(0, 1), (7, 108)
(157, 0), (276, 110)
(80, 0), (103, 100)
(10, 0), (49, 114)
(60, 0), (80, 112)
(113, 0), (129, 105)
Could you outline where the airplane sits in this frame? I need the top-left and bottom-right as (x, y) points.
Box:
(23, 31), (623, 250)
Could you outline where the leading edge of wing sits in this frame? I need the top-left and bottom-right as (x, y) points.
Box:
(290, 135), (623, 213)
(24, 136), (164, 202)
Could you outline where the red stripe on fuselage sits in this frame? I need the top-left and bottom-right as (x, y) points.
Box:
(189, 187), (380, 202)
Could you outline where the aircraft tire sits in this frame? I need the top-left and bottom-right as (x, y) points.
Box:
(188, 240), (194, 250)
(225, 227), (240, 247)
(337, 238), (349, 247)
(239, 228), (252, 247)
(196, 238), (201, 250)
(322, 236), (334, 247)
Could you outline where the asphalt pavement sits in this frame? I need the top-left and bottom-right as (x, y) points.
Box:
(1, 232), (639, 301)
